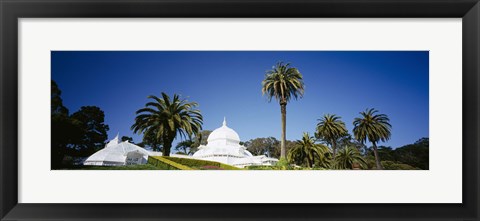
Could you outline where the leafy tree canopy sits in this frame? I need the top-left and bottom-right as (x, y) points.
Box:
(191, 130), (212, 148)
(71, 106), (110, 156)
(121, 136), (134, 143)
(367, 137), (429, 169)
(244, 137), (280, 158)
(175, 139), (195, 155)
(51, 81), (110, 167)
(51, 80), (69, 117)
(288, 132), (330, 168)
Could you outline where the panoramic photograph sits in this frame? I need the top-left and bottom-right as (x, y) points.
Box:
(51, 51), (429, 170)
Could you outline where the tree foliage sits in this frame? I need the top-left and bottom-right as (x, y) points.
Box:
(51, 114), (83, 167)
(353, 108), (391, 169)
(71, 106), (110, 156)
(287, 132), (330, 168)
(244, 137), (280, 157)
(194, 130), (212, 147)
(175, 139), (195, 155)
(315, 114), (348, 158)
(51, 81), (109, 168)
(331, 146), (367, 169)
(336, 134), (366, 154)
(51, 80), (69, 117)
(262, 62), (305, 103)
(138, 130), (163, 151)
(373, 138), (429, 169)
(131, 92), (203, 156)
(381, 161), (418, 170)
(121, 136), (134, 143)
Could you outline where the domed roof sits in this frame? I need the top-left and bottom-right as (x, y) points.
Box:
(207, 117), (240, 144)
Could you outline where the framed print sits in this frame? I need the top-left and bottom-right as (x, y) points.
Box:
(1, 0), (479, 220)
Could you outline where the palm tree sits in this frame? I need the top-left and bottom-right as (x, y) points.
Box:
(332, 146), (367, 169)
(353, 108), (391, 170)
(262, 62), (305, 159)
(287, 132), (330, 168)
(131, 92), (203, 156)
(315, 114), (348, 158)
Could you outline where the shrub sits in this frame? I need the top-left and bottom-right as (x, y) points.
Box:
(273, 158), (294, 170)
(246, 165), (280, 170)
(246, 165), (326, 170)
(381, 160), (418, 170)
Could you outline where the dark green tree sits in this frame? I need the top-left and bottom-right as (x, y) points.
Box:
(51, 80), (83, 168)
(175, 139), (195, 155)
(121, 136), (134, 143)
(182, 130), (212, 154)
(51, 80), (69, 117)
(138, 130), (162, 151)
(393, 137), (429, 169)
(191, 130), (212, 147)
(52, 80), (68, 168)
(71, 106), (110, 156)
(262, 62), (305, 160)
(377, 146), (396, 161)
(245, 137), (280, 157)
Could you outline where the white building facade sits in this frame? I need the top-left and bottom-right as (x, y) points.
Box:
(191, 118), (278, 168)
(83, 135), (161, 166)
(84, 118), (278, 168)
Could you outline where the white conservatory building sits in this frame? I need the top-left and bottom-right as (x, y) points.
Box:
(192, 118), (278, 168)
(83, 135), (161, 166)
(84, 118), (278, 168)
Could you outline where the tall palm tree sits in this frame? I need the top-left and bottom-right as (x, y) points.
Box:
(287, 132), (330, 168)
(262, 62), (305, 159)
(131, 92), (203, 156)
(353, 108), (391, 170)
(315, 114), (348, 158)
(332, 146), (367, 170)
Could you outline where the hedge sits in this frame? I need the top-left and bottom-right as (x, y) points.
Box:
(381, 160), (419, 170)
(246, 165), (280, 170)
(148, 156), (193, 170)
(163, 156), (241, 170)
(246, 165), (327, 170)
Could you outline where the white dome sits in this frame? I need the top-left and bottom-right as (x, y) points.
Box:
(207, 117), (240, 145)
(190, 118), (279, 168)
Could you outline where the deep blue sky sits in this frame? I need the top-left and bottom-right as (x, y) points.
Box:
(52, 51), (429, 149)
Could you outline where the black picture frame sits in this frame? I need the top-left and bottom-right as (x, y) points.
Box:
(1, 0), (479, 220)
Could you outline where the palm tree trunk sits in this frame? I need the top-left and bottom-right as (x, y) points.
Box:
(163, 139), (172, 156)
(280, 102), (287, 159)
(372, 142), (383, 170)
(307, 157), (312, 168)
(332, 140), (337, 158)
(163, 144), (171, 156)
